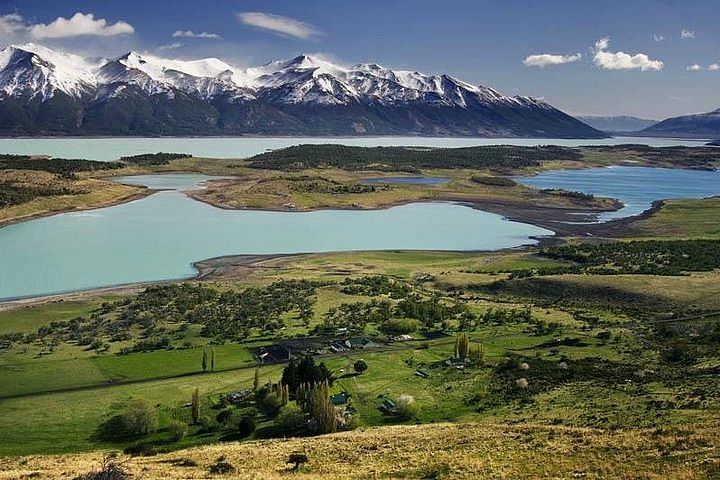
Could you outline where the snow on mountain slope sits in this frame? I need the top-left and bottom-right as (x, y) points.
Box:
(0, 44), (552, 108)
(0, 44), (96, 99)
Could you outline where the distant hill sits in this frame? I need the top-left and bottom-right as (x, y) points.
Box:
(577, 115), (658, 132)
(641, 108), (720, 138)
(0, 44), (605, 138)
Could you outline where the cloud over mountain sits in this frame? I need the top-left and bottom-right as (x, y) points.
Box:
(523, 53), (581, 67)
(237, 12), (320, 40)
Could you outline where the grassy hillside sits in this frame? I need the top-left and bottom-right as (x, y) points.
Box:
(1, 422), (717, 479)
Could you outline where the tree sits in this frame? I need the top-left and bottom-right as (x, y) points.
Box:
(468, 342), (484, 365)
(168, 420), (188, 441)
(454, 333), (470, 359)
(276, 404), (306, 432)
(288, 453), (308, 471)
(202, 347), (208, 372)
(210, 347), (216, 372)
(353, 359), (368, 375)
(308, 381), (337, 434)
(281, 355), (334, 393)
(122, 399), (158, 436)
(191, 387), (200, 424)
(237, 416), (255, 437)
(253, 366), (261, 391)
(396, 394), (419, 419)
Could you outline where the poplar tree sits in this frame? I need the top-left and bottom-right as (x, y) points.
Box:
(210, 347), (216, 372)
(201, 347), (208, 372)
(309, 381), (337, 434)
(454, 333), (470, 359)
(191, 387), (200, 424)
(253, 367), (260, 391)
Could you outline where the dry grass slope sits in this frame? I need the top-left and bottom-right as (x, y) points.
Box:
(1, 422), (718, 479)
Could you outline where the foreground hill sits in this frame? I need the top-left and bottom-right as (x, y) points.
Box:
(1, 422), (716, 479)
(641, 108), (720, 137)
(0, 44), (604, 138)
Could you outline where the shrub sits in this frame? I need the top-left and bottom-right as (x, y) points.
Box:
(276, 404), (306, 432)
(74, 456), (133, 480)
(396, 394), (419, 419)
(168, 420), (188, 441)
(123, 442), (157, 457)
(263, 392), (285, 414)
(353, 360), (368, 374)
(208, 456), (235, 475)
(121, 400), (158, 436)
(237, 416), (256, 437)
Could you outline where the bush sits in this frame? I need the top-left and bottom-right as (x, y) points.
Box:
(276, 404), (306, 432)
(208, 456), (235, 475)
(168, 420), (188, 441)
(396, 394), (419, 419)
(237, 416), (256, 437)
(74, 456), (133, 480)
(263, 392), (285, 414)
(353, 360), (368, 374)
(121, 400), (158, 436)
(123, 442), (157, 457)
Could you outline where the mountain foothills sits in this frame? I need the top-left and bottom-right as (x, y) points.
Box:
(641, 108), (720, 138)
(0, 44), (604, 138)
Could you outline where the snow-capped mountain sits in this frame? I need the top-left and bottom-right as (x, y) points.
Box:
(0, 44), (605, 138)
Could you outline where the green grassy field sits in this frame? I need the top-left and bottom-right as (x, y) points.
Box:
(1, 246), (718, 458)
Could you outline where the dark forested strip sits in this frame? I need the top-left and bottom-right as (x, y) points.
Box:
(0, 155), (123, 176)
(247, 144), (581, 171)
(542, 239), (720, 275)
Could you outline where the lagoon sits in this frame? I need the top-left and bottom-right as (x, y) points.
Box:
(0, 174), (551, 300)
(0, 136), (709, 161)
(516, 166), (720, 221)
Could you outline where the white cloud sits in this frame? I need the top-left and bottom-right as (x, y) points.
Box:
(653, 34), (664, 42)
(28, 12), (134, 39)
(523, 52), (581, 67)
(595, 37), (610, 51)
(680, 29), (695, 40)
(172, 30), (221, 39)
(0, 13), (25, 35)
(709, 64), (720, 71)
(687, 64), (703, 71)
(237, 12), (320, 40)
(592, 36), (663, 71)
(158, 42), (182, 51)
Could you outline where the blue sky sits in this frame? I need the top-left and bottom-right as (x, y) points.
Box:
(1, 0), (718, 118)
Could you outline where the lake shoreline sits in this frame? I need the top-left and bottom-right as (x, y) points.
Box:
(0, 187), (158, 229)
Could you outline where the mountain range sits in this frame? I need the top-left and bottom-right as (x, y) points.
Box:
(577, 116), (658, 133)
(640, 108), (720, 138)
(0, 44), (604, 138)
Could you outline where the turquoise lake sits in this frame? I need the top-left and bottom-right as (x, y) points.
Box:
(516, 166), (720, 221)
(0, 136), (709, 161)
(0, 174), (552, 300)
